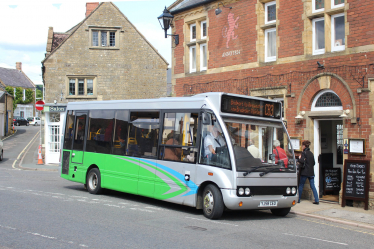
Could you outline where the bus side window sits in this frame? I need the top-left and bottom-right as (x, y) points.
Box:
(112, 110), (129, 155)
(127, 112), (159, 158)
(85, 110), (115, 154)
(63, 111), (75, 150)
(160, 112), (198, 163)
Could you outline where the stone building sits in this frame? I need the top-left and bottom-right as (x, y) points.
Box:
(41, 2), (168, 164)
(167, 0), (374, 209)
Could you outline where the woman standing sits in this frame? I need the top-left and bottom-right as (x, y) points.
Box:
(298, 140), (319, 204)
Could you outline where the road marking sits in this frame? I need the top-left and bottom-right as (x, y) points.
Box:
(185, 217), (239, 227)
(283, 233), (348, 246)
(12, 129), (40, 169)
(2, 130), (17, 141)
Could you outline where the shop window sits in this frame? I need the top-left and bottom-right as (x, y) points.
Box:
(49, 125), (60, 153)
(265, 28), (276, 62)
(127, 112), (159, 158)
(313, 0), (324, 13)
(200, 44), (207, 71)
(160, 112), (198, 163)
(265, 1), (276, 24)
(190, 46), (196, 73)
(313, 17), (325, 55)
(86, 110), (115, 154)
(112, 110), (129, 156)
(331, 13), (345, 52)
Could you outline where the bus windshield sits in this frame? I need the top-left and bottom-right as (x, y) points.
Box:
(223, 119), (295, 173)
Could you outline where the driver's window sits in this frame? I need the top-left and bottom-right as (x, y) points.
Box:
(199, 113), (231, 169)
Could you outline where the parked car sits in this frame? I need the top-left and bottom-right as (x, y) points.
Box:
(13, 116), (29, 126)
(0, 138), (3, 161)
(27, 117), (41, 126)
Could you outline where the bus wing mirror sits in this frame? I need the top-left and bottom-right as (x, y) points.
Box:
(201, 112), (211, 125)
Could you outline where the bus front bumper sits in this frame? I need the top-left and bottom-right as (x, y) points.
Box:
(221, 189), (298, 210)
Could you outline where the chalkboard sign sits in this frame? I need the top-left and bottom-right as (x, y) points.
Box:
(341, 160), (370, 210)
(323, 168), (341, 194)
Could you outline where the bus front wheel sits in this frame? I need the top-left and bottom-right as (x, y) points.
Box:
(271, 207), (291, 216)
(202, 184), (224, 219)
(87, 168), (102, 194)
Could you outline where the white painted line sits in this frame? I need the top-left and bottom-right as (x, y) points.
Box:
(283, 233), (348, 246)
(145, 206), (165, 211)
(185, 217), (239, 227)
(130, 208), (154, 213)
(13, 129), (40, 169)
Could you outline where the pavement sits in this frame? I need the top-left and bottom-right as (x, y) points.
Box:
(3, 130), (374, 231)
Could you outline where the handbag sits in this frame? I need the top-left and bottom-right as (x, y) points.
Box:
(275, 148), (285, 167)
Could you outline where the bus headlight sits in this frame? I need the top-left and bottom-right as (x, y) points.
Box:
(238, 188), (244, 196)
(286, 187), (291, 195)
(292, 187), (296, 195)
(245, 188), (250, 195)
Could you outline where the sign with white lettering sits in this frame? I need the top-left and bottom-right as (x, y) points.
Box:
(45, 106), (67, 112)
(342, 160), (370, 210)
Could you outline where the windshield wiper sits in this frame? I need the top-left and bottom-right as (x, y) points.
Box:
(242, 165), (274, 176)
(259, 167), (281, 177)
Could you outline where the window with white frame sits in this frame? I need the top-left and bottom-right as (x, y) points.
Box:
(68, 77), (96, 97)
(201, 21), (207, 39)
(48, 125), (60, 153)
(265, 1), (276, 24)
(265, 28), (276, 62)
(313, 17), (325, 55)
(311, 89), (343, 111)
(190, 24), (196, 42)
(91, 30), (117, 48)
(200, 43), (207, 71)
(190, 46), (196, 73)
(331, 13), (345, 51)
(22, 89), (26, 101)
(332, 0), (344, 9)
(313, 0), (324, 13)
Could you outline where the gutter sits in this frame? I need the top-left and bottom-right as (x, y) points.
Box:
(170, 0), (217, 15)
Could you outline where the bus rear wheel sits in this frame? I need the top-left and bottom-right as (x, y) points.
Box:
(271, 207), (291, 216)
(87, 168), (102, 194)
(202, 184), (224, 219)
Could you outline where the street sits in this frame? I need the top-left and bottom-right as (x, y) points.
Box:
(1, 127), (373, 249)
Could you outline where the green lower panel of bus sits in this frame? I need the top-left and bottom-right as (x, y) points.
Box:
(61, 150), (197, 200)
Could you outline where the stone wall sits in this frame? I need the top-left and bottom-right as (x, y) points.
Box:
(43, 2), (168, 104)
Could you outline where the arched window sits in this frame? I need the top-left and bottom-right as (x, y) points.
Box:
(311, 90), (342, 111)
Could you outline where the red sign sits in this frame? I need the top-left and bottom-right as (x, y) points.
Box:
(35, 100), (45, 111)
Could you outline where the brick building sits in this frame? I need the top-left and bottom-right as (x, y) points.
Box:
(168, 0), (374, 209)
(41, 2), (168, 164)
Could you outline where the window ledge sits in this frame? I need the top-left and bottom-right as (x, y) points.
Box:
(89, 47), (119, 50)
(259, 0), (275, 3)
(307, 12), (324, 19)
(66, 96), (97, 99)
(186, 41), (197, 47)
(326, 6), (345, 15)
(185, 70), (207, 77)
(197, 39), (207, 44)
(260, 23), (276, 30)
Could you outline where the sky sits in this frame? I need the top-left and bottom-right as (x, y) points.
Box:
(0, 0), (175, 85)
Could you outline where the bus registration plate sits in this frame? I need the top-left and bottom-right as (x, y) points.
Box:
(259, 201), (278, 207)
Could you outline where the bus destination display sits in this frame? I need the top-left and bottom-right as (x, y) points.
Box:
(221, 95), (281, 119)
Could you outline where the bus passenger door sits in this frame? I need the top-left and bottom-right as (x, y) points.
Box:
(71, 112), (88, 164)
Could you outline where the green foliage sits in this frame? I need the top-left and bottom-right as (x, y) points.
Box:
(36, 89), (43, 99)
(4, 86), (35, 112)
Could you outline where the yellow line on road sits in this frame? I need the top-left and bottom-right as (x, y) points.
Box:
(12, 130), (41, 170)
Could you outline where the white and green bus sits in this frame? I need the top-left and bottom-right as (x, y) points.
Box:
(61, 92), (298, 219)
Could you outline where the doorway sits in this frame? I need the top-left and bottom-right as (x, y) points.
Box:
(315, 119), (343, 202)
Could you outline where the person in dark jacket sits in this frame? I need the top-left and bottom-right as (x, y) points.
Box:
(298, 140), (319, 204)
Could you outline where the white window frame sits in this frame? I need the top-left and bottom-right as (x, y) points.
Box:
(48, 124), (61, 153)
(331, 13), (345, 52)
(312, 17), (325, 55)
(331, 0), (344, 9)
(312, 0), (324, 13)
(190, 24), (196, 42)
(90, 28), (118, 49)
(265, 28), (276, 62)
(189, 46), (196, 73)
(265, 1), (276, 24)
(23, 89), (26, 101)
(311, 89), (343, 111)
(200, 43), (207, 71)
(201, 21), (207, 39)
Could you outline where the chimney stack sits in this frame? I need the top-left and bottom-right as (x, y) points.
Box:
(16, 62), (22, 71)
(86, 2), (99, 17)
